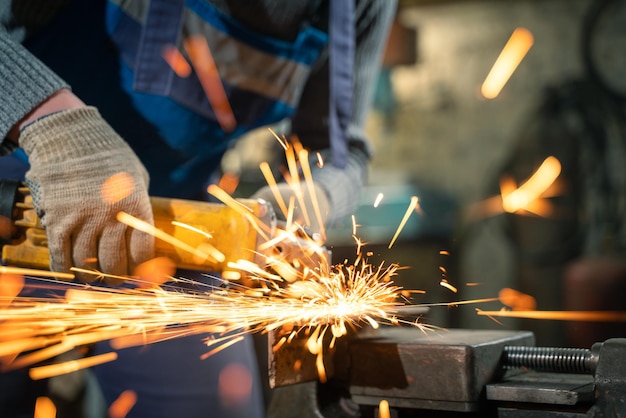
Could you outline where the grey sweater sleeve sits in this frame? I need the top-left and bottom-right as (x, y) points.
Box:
(292, 0), (397, 222)
(0, 28), (69, 143)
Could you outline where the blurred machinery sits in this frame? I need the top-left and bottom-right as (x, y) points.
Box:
(458, 0), (626, 348)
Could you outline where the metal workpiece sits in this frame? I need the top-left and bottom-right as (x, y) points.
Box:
(347, 328), (535, 412)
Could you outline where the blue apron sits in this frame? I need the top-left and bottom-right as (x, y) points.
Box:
(21, 1), (329, 417)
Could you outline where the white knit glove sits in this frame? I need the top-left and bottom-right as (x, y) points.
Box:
(20, 107), (154, 282)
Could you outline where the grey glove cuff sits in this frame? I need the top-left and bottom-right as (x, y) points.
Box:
(310, 147), (369, 224)
(20, 106), (132, 163)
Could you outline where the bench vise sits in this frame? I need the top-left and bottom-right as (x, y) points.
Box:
(266, 327), (626, 418)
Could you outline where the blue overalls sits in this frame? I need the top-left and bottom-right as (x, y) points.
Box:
(8, 1), (332, 417)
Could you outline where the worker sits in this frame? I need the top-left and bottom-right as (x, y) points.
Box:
(0, 0), (396, 417)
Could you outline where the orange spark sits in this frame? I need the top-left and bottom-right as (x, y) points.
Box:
(298, 148), (327, 240)
(70, 267), (129, 284)
(207, 184), (272, 240)
(501, 156), (561, 215)
(476, 309), (626, 322)
(29, 352), (118, 380)
(201, 336), (246, 360)
(401, 290), (426, 297)
(34, 396), (56, 418)
(0, 266), (74, 281)
(272, 336), (287, 352)
(439, 279), (458, 293)
(217, 172), (240, 195)
(171, 221), (213, 240)
(466, 156), (562, 220)
(316, 152), (324, 168)
(0, 272), (23, 308)
(258, 135), (328, 237)
(285, 195), (296, 231)
(259, 161), (289, 217)
(481, 27), (534, 99)
(283, 144), (312, 227)
(5, 342), (75, 371)
(498, 288), (537, 311)
(378, 400), (391, 418)
(161, 44), (192, 78)
(184, 35), (236, 132)
(316, 350), (327, 383)
(109, 390), (137, 418)
(222, 270), (242, 281)
(133, 257), (176, 287)
(101, 172), (135, 205)
(388, 196), (419, 249)
(268, 128), (289, 150)
(219, 363), (253, 407)
(374, 193), (384, 208)
(351, 215), (359, 236)
(418, 297), (500, 308)
(116, 211), (225, 264)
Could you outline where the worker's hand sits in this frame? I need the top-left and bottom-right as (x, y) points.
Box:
(20, 106), (154, 283)
(252, 182), (331, 239)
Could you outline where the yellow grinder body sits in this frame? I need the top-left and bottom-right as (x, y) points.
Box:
(0, 180), (275, 275)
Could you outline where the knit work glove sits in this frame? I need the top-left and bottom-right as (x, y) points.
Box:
(20, 107), (154, 282)
(252, 182), (330, 240)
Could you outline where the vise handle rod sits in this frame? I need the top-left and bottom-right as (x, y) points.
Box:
(502, 343), (602, 374)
